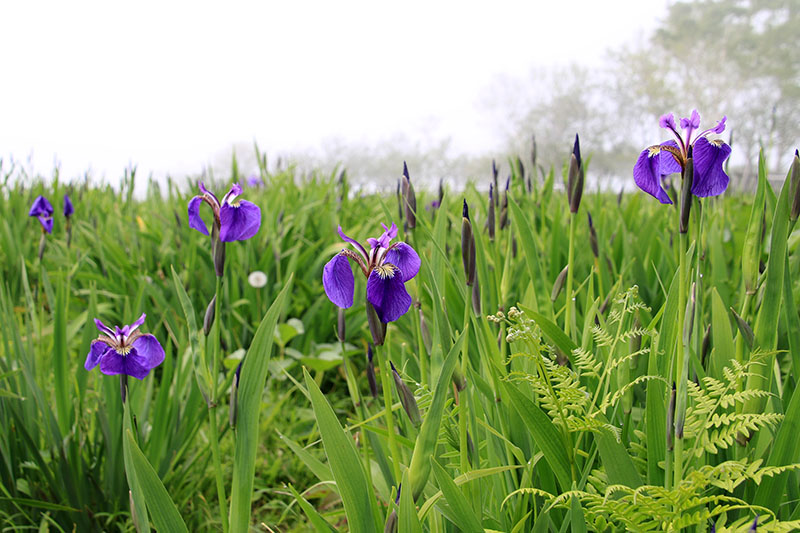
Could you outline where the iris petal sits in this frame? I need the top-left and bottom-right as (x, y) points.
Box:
(188, 196), (210, 235)
(691, 137), (731, 197)
(131, 334), (165, 370)
(633, 147), (673, 204)
(38, 216), (53, 233)
(219, 200), (261, 241)
(384, 243), (420, 282)
(29, 196), (54, 217)
(366, 268), (412, 323)
(85, 342), (109, 370)
(99, 348), (152, 380)
(338, 226), (368, 259)
(94, 318), (116, 337)
(323, 253), (355, 308)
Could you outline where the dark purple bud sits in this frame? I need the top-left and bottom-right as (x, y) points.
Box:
(461, 199), (476, 286)
(531, 134), (538, 167)
(491, 160), (499, 207)
(499, 177), (509, 230)
(679, 145), (694, 234)
(551, 265), (569, 302)
(391, 362), (421, 427)
(730, 307), (754, 349)
(63, 194), (73, 218)
(437, 178), (444, 207)
(516, 156), (524, 181)
(790, 149), (800, 222)
(701, 324), (712, 369)
(401, 162), (416, 229)
(749, 514), (758, 532)
(567, 134), (584, 214)
(487, 184), (495, 240)
(366, 301), (386, 346)
(203, 295), (216, 336)
(396, 179), (403, 221)
(366, 344), (379, 399)
(587, 212), (598, 258)
(667, 382), (676, 451)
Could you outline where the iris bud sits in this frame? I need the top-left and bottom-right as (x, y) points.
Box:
(203, 295), (216, 336)
(391, 362), (421, 427)
(487, 184), (495, 241)
(401, 162), (416, 229)
(551, 265), (569, 302)
(366, 344), (379, 399)
(461, 199), (476, 286)
(790, 149), (800, 223)
(567, 134), (584, 214)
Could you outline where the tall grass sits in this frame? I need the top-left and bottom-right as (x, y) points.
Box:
(0, 146), (798, 532)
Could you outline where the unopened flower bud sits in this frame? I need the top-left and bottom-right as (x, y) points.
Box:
(472, 277), (481, 315)
(203, 294), (216, 336)
(366, 300), (386, 346)
(587, 212), (599, 258)
(229, 361), (242, 428)
(499, 177), (509, 230)
(730, 307), (754, 349)
(401, 162), (416, 229)
(790, 149), (800, 222)
(567, 134), (584, 214)
(391, 362), (421, 427)
(487, 184), (495, 241)
(461, 199), (476, 286)
(551, 265), (569, 302)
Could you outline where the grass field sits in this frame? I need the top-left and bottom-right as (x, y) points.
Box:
(1, 145), (799, 532)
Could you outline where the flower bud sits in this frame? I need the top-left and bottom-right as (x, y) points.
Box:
(461, 200), (476, 286)
(366, 344), (379, 399)
(487, 184), (495, 241)
(492, 160), (499, 207)
(567, 134), (584, 214)
(203, 294), (216, 336)
(587, 211), (598, 259)
(366, 301), (386, 346)
(730, 307), (754, 349)
(396, 179), (403, 222)
(551, 265), (569, 302)
(679, 146), (694, 234)
(401, 162), (416, 229)
(391, 362), (421, 427)
(531, 134), (538, 169)
(229, 361), (242, 428)
(499, 177), (509, 230)
(790, 149), (800, 222)
(700, 324), (712, 369)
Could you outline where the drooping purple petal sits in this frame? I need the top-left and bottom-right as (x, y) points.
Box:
(691, 137), (731, 197)
(366, 267), (412, 323)
(323, 253), (355, 308)
(188, 196), (210, 236)
(338, 226), (368, 260)
(633, 147), (673, 204)
(85, 342), (110, 370)
(219, 200), (261, 241)
(384, 242), (420, 282)
(38, 216), (53, 233)
(131, 334), (166, 371)
(99, 349), (152, 380)
(29, 196), (54, 217)
(94, 318), (116, 337)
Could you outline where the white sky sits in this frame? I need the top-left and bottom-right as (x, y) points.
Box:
(0, 0), (669, 183)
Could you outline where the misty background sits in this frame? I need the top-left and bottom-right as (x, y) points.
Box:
(2, 0), (798, 193)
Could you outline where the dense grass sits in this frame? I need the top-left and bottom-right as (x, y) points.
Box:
(0, 149), (799, 532)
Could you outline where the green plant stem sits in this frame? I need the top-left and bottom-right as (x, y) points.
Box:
(208, 276), (228, 533)
(565, 212), (577, 340)
(377, 342), (402, 485)
(459, 288), (472, 479)
(673, 232), (688, 493)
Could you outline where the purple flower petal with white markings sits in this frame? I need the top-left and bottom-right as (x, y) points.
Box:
(633, 146), (674, 204)
(219, 200), (261, 241)
(323, 253), (355, 308)
(691, 137), (731, 197)
(85, 342), (109, 370)
(131, 334), (166, 371)
(99, 349), (152, 380)
(384, 243), (420, 282)
(85, 314), (165, 379)
(366, 266), (412, 323)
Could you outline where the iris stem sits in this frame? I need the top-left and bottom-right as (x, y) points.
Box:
(565, 212), (577, 340)
(208, 276), (229, 533)
(376, 342), (402, 485)
(673, 231), (688, 493)
(459, 287), (472, 495)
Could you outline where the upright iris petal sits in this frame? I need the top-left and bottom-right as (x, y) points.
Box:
(691, 137), (732, 197)
(63, 194), (74, 217)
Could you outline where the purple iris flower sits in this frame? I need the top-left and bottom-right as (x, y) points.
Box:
(633, 110), (731, 204)
(63, 194), (74, 218)
(322, 222), (420, 323)
(29, 195), (54, 233)
(247, 174), (261, 187)
(84, 314), (165, 379)
(187, 182), (261, 242)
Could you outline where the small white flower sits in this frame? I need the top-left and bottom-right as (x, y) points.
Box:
(248, 270), (268, 288)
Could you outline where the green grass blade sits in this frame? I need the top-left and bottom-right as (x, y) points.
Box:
(229, 275), (293, 533)
(303, 368), (376, 533)
(430, 458), (483, 532)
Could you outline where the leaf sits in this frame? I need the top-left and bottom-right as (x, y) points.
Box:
(229, 276), (293, 533)
(124, 430), (188, 533)
(430, 458), (483, 532)
(304, 369), (376, 533)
